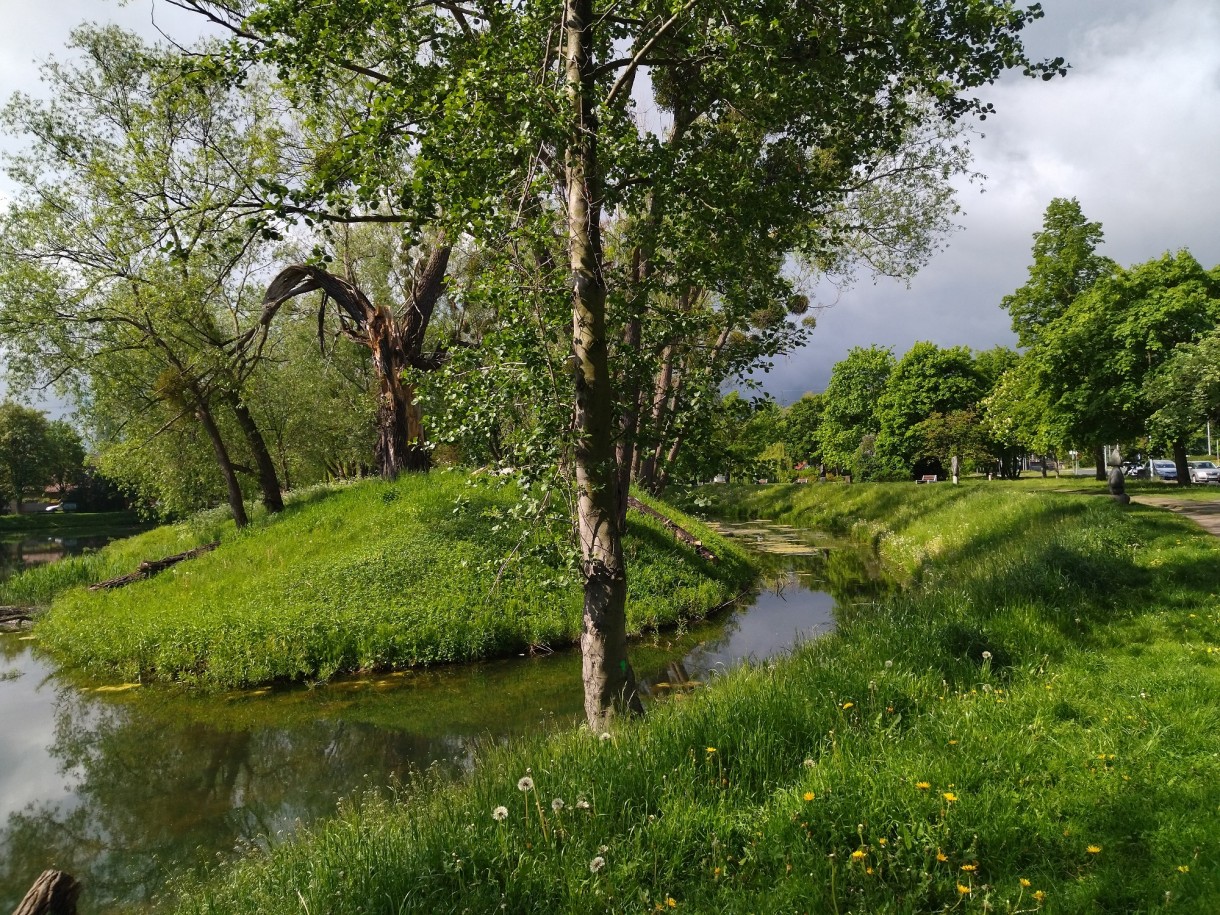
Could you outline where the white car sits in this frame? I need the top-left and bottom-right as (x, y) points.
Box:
(1189, 460), (1220, 484)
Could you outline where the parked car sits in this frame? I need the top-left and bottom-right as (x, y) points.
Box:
(1189, 460), (1220, 484)
(1124, 461), (1148, 478)
(1150, 459), (1177, 481)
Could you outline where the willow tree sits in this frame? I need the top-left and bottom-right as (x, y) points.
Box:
(176, 0), (1061, 728)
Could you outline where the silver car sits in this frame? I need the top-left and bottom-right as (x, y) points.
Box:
(1189, 460), (1220, 484)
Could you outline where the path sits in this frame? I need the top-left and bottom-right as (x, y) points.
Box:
(1129, 494), (1220, 537)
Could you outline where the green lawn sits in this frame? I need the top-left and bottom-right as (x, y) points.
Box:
(168, 481), (1220, 913)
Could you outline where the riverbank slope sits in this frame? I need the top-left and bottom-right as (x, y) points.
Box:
(20, 473), (751, 688)
(171, 482), (1219, 913)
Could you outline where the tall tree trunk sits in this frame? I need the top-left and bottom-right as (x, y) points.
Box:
(616, 309), (643, 530)
(226, 393), (284, 513)
(637, 343), (676, 490)
(195, 397), (248, 528)
(1094, 445), (1106, 481)
(1173, 439), (1191, 486)
(566, 0), (641, 730)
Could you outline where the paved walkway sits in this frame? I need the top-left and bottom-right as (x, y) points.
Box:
(1129, 494), (1220, 537)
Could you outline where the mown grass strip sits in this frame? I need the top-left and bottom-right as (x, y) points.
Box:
(169, 483), (1219, 914)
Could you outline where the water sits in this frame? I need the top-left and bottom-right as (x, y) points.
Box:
(0, 522), (885, 913)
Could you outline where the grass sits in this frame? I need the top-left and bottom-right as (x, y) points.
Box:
(166, 481), (1220, 914)
(28, 473), (752, 688)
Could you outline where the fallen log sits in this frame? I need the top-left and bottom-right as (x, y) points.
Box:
(627, 496), (718, 563)
(13, 870), (80, 915)
(1, 606), (35, 624)
(88, 542), (220, 592)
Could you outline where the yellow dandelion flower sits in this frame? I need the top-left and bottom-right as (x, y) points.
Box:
(1020, 878), (1031, 887)
(866, 866), (874, 875)
(1087, 845), (1102, 854)
(878, 837), (887, 846)
(960, 863), (976, 872)
(713, 867), (721, 877)
(916, 781), (931, 790)
(942, 792), (958, 803)
(957, 884), (971, 895)
(851, 849), (867, 860)
(937, 851), (949, 863)
(842, 702), (854, 709)
(803, 791), (815, 802)
(666, 897), (677, 908)
(1178, 865), (1190, 874)
(706, 747), (716, 754)
(948, 739), (958, 745)
(1034, 890), (1046, 903)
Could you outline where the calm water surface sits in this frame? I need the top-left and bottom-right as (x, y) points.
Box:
(0, 522), (885, 913)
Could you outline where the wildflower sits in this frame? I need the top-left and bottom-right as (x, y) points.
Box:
(666, 897), (677, 908)
(884, 659), (893, 669)
(842, 702), (854, 709)
(576, 798), (591, 810)
(851, 849), (866, 860)
(803, 758), (815, 768)
(937, 851), (949, 863)
(957, 884), (971, 895)
(948, 739), (958, 745)
(803, 791), (815, 802)
(1178, 865), (1190, 874)
(1087, 845), (1102, 854)
(878, 837), (887, 846)
(713, 867), (721, 877)
(589, 856), (606, 874)
(706, 747), (716, 754)
(492, 806), (508, 822)
(981, 650), (992, 661)
(942, 792), (958, 802)
(1034, 890), (1046, 903)
(916, 781), (931, 790)
(552, 797), (565, 812)
(599, 732), (612, 742)
(866, 866), (874, 875)
(518, 776), (534, 792)
(960, 863), (976, 872)
(1020, 878), (1031, 887)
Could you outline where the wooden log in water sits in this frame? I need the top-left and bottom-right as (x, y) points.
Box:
(87, 542), (220, 592)
(12, 870), (80, 915)
(626, 496), (718, 563)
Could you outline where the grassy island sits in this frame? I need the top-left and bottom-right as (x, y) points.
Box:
(168, 482), (1219, 914)
(18, 473), (751, 688)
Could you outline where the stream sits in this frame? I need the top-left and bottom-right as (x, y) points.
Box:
(0, 521), (886, 913)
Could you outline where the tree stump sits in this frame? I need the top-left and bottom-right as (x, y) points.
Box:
(13, 870), (80, 915)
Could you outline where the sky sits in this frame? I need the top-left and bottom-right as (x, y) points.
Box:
(1, 0), (1218, 409)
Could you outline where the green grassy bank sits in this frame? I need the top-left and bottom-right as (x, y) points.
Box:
(23, 473), (751, 688)
(169, 482), (1219, 913)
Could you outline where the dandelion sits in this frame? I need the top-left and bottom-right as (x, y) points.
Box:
(666, 897), (677, 908)
(960, 864), (977, 872)
(937, 851), (949, 863)
(706, 747), (717, 754)
(803, 758), (815, 768)
(803, 791), (815, 802)
(492, 806), (508, 821)
(589, 856), (606, 874)
(576, 798), (591, 810)
(866, 867), (874, 875)
(842, 702), (854, 709)
(851, 849), (867, 860)
(1034, 890), (1046, 903)
(916, 781), (931, 790)
(878, 837), (887, 846)
(948, 739), (959, 745)
(981, 650), (992, 661)
(1087, 845), (1102, 854)
(884, 659), (893, 669)
(1178, 865), (1190, 874)
(942, 792), (958, 803)
(599, 732), (612, 742)
(957, 884), (971, 895)
(518, 776), (534, 792)
(552, 797), (565, 812)
(1020, 878), (1031, 887)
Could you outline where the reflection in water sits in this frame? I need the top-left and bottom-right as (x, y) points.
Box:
(0, 523), (886, 914)
(0, 530), (147, 579)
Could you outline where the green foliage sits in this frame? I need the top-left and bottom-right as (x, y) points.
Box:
(169, 483), (1220, 914)
(1003, 197), (1116, 348)
(0, 402), (84, 506)
(34, 474), (752, 687)
(817, 346), (896, 473)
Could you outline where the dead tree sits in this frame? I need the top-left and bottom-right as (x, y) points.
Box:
(257, 245), (451, 478)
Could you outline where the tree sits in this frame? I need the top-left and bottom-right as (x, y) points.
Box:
(1003, 197), (1116, 348)
(817, 346), (896, 475)
(873, 343), (986, 479)
(781, 393), (825, 470)
(0, 402), (53, 510)
(175, 0), (1059, 728)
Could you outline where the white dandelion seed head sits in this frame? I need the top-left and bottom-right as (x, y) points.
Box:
(598, 845), (609, 854)
(981, 651), (992, 661)
(803, 758), (815, 768)
(551, 797), (565, 812)
(492, 805), (508, 821)
(884, 659), (893, 669)
(599, 732), (612, 742)
(576, 798), (591, 810)
(517, 776), (534, 792)
(589, 855), (606, 873)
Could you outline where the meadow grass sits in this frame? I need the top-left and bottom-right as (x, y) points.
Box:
(168, 482), (1220, 914)
(30, 473), (752, 688)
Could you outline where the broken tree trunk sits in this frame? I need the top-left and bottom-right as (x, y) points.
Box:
(13, 870), (80, 915)
(1, 606), (35, 627)
(626, 496), (718, 563)
(88, 543), (220, 591)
